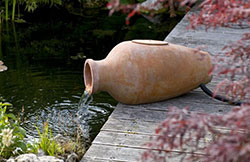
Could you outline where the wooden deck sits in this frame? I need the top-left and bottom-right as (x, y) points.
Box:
(81, 4), (247, 162)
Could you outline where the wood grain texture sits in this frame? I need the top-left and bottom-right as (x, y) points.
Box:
(82, 144), (188, 162)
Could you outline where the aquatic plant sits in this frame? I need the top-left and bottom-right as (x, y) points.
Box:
(5, 0), (8, 22)
(0, 102), (27, 158)
(54, 125), (86, 159)
(33, 121), (85, 158)
(34, 121), (61, 156)
(12, 0), (16, 21)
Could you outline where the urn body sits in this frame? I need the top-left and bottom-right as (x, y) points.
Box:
(84, 40), (212, 104)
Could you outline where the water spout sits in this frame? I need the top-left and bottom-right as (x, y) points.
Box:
(78, 90), (92, 109)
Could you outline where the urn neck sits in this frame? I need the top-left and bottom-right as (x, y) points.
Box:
(84, 59), (106, 95)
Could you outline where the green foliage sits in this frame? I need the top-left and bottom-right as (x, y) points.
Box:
(79, 0), (107, 8)
(34, 121), (61, 156)
(0, 102), (27, 158)
(12, 0), (16, 21)
(21, 0), (62, 12)
(51, 127), (86, 159)
(0, 0), (63, 23)
(5, 0), (8, 22)
(27, 140), (39, 154)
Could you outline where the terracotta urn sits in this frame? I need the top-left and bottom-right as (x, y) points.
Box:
(84, 40), (212, 104)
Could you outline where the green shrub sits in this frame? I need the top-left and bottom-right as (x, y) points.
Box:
(0, 102), (27, 158)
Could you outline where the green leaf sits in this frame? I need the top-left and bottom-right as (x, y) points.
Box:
(35, 125), (42, 138)
(17, 141), (27, 152)
(3, 105), (7, 113)
(14, 19), (26, 23)
(2, 103), (12, 107)
(6, 113), (17, 121)
(17, 126), (26, 137)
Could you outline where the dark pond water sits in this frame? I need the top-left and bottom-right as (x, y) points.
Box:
(0, 7), (184, 147)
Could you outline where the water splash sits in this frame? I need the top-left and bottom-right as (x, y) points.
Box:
(23, 90), (113, 145)
(76, 90), (93, 139)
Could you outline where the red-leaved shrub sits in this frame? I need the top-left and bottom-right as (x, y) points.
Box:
(142, 105), (250, 162)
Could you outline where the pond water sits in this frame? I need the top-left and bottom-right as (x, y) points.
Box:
(0, 7), (183, 148)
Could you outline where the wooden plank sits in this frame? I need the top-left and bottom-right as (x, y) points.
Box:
(102, 117), (160, 135)
(173, 16), (249, 35)
(170, 20), (249, 36)
(82, 144), (190, 162)
(113, 102), (234, 122)
(102, 113), (234, 135)
(166, 37), (228, 55)
(167, 31), (243, 45)
(166, 35), (240, 56)
(82, 144), (145, 162)
(165, 15), (248, 56)
(81, 157), (114, 162)
(92, 131), (208, 153)
(117, 90), (229, 106)
(102, 117), (209, 137)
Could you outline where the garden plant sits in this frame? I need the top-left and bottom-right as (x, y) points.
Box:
(0, 102), (27, 159)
